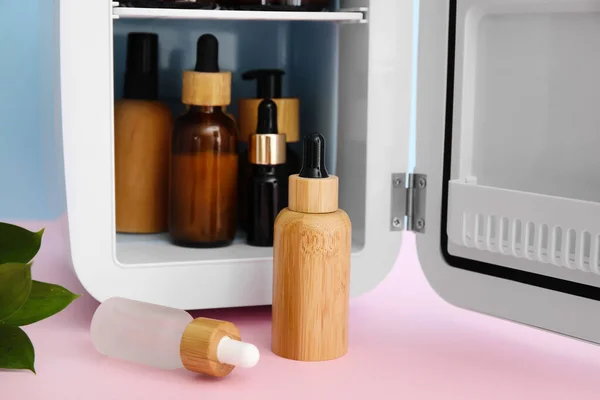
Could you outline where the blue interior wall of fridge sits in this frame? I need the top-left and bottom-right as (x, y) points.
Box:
(0, 0), (418, 220)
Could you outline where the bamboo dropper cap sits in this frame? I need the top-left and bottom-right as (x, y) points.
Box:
(182, 34), (231, 107)
(180, 317), (260, 378)
(288, 133), (339, 214)
(249, 99), (287, 166)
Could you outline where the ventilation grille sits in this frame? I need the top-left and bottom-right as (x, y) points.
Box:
(447, 180), (600, 274)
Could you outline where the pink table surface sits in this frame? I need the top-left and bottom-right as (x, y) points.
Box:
(3, 217), (600, 399)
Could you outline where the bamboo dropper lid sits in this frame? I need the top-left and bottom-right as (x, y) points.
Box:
(249, 99), (287, 166)
(182, 34), (231, 107)
(180, 317), (260, 378)
(288, 133), (339, 214)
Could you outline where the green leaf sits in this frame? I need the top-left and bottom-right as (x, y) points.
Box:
(0, 223), (44, 265)
(0, 326), (35, 373)
(0, 281), (80, 327)
(0, 263), (32, 321)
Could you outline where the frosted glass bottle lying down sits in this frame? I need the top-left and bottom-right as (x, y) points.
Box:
(91, 297), (259, 378)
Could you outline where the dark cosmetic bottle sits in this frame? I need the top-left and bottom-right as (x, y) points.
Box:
(169, 34), (238, 248)
(247, 99), (288, 247)
(219, 0), (332, 11)
(237, 69), (300, 232)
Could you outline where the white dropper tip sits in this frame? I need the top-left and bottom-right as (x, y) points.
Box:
(217, 336), (260, 368)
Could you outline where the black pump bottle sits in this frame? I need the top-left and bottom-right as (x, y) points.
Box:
(246, 99), (288, 247)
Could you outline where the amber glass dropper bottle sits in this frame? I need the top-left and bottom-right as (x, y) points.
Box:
(169, 34), (238, 248)
(247, 99), (288, 247)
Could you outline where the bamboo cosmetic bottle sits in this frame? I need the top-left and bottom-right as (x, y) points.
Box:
(91, 297), (260, 378)
(271, 133), (351, 362)
(114, 33), (173, 234)
(247, 99), (288, 247)
(169, 34), (238, 248)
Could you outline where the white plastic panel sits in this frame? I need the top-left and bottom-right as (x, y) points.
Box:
(113, 6), (365, 22)
(443, 0), (600, 284)
(416, 0), (600, 345)
(59, 0), (411, 309)
(448, 181), (600, 288)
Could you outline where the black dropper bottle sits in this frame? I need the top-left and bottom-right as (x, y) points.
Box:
(240, 69), (301, 168)
(246, 99), (288, 247)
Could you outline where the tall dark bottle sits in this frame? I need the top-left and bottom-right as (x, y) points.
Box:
(169, 34), (238, 248)
(238, 69), (300, 232)
(247, 100), (288, 247)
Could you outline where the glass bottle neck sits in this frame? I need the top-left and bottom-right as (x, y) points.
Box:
(189, 105), (223, 113)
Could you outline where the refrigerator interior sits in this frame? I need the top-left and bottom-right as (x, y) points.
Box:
(112, 17), (369, 266)
(445, 0), (600, 288)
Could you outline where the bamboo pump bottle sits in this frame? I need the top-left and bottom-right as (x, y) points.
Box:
(247, 99), (288, 247)
(114, 33), (173, 234)
(272, 133), (352, 362)
(169, 34), (238, 248)
(238, 69), (300, 231)
(91, 297), (260, 378)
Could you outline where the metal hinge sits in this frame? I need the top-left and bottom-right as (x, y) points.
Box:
(390, 173), (427, 233)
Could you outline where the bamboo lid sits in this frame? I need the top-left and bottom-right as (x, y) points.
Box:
(181, 70), (232, 106)
(238, 98), (299, 143)
(249, 133), (287, 165)
(288, 133), (338, 214)
(288, 175), (339, 214)
(179, 317), (241, 377)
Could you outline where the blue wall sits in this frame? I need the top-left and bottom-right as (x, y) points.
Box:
(0, 0), (66, 220)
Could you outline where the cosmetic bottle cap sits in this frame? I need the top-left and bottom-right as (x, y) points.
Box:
(123, 33), (159, 100)
(182, 34), (231, 106)
(242, 69), (285, 99)
(288, 133), (339, 214)
(180, 317), (260, 378)
(299, 133), (329, 179)
(249, 99), (287, 166)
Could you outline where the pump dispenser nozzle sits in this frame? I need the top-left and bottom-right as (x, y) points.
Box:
(243, 69), (285, 98)
(299, 133), (329, 179)
(256, 99), (279, 134)
(123, 32), (159, 100)
(195, 34), (220, 73)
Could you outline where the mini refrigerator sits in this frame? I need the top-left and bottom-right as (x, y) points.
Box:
(59, 0), (600, 345)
